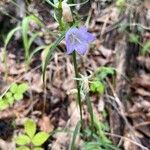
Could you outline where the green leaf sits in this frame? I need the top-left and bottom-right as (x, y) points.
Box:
(90, 81), (104, 94)
(4, 26), (21, 48)
(17, 83), (29, 94)
(96, 67), (115, 80)
(16, 146), (30, 150)
(28, 45), (46, 64)
(6, 97), (14, 105)
(14, 93), (23, 101)
(0, 100), (9, 110)
(22, 15), (43, 60)
(27, 33), (39, 53)
(32, 132), (49, 146)
(10, 83), (18, 93)
(15, 134), (31, 146)
(141, 40), (150, 55)
(33, 147), (44, 150)
(42, 31), (66, 82)
(5, 92), (12, 98)
(24, 119), (36, 138)
(129, 34), (139, 44)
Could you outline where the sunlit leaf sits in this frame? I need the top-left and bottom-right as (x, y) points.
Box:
(32, 132), (49, 146)
(24, 119), (36, 138)
(15, 134), (30, 146)
(10, 83), (18, 94)
(16, 146), (30, 150)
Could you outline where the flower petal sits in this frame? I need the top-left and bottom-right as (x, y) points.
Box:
(66, 43), (74, 54)
(76, 28), (96, 43)
(75, 43), (88, 55)
(83, 32), (96, 43)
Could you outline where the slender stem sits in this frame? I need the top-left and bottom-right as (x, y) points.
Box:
(72, 51), (83, 124)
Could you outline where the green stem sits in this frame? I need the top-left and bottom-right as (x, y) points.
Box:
(72, 51), (83, 125)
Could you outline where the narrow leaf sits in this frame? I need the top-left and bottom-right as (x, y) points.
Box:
(69, 121), (81, 150)
(42, 31), (65, 82)
(4, 26), (21, 48)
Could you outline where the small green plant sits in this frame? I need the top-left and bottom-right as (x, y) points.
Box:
(90, 67), (115, 94)
(0, 83), (28, 110)
(128, 33), (150, 55)
(15, 119), (50, 150)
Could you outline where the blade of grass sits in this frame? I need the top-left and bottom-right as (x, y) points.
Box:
(3, 26), (21, 79)
(28, 45), (46, 64)
(42, 31), (66, 83)
(69, 121), (81, 150)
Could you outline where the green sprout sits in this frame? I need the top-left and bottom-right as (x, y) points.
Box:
(15, 119), (50, 150)
(0, 83), (28, 111)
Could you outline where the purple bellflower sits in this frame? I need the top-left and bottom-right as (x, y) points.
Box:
(65, 26), (96, 55)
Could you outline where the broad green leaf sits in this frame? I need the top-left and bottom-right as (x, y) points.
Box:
(18, 83), (29, 94)
(42, 31), (65, 82)
(24, 119), (36, 138)
(69, 121), (81, 150)
(16, 146), (30, 150)
(0, 100), (9, 110)
(90, 81), (104, 94)
(32, 132), (49, 146)
(14, 93), (23, 101)
(33, 147), (44, 150)
(4, 26), (21, 48)
(15, 134), (31, 146)
(10, 83), (18, 93)
(141, 40), (150, 55)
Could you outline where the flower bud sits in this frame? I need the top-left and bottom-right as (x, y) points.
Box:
(62, 2), (73, 23)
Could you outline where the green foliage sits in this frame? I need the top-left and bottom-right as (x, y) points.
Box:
(15, 119), (49, 150)
(24, 119), (36, 138)
(82, 128), (119, 150)
(32, 132), (50, 146)
(116, 0), (126, 8)
(42, 31), (66, 82)
(95, 67), (115, 80)
(141, 40), (150, 56)
(69, 121), (81, 150)
(0, 83), (28, 111)
(90, 67), (115, 94)
(21, 15), (44, 65)
(129, 33), (139, 44)
(90, 80), (104, 94)
(82, 120), (120, 150)
(16, 146), (30, 150)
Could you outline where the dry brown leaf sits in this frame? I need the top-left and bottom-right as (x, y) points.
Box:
(39, 115), (54, 133)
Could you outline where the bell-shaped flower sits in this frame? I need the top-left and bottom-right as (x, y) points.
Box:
(65, 26), (96, 55)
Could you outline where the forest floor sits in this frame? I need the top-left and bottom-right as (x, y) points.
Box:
(0, 0), (150, 150)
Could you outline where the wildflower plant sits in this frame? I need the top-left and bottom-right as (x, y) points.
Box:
(42, 0), (118, 149)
